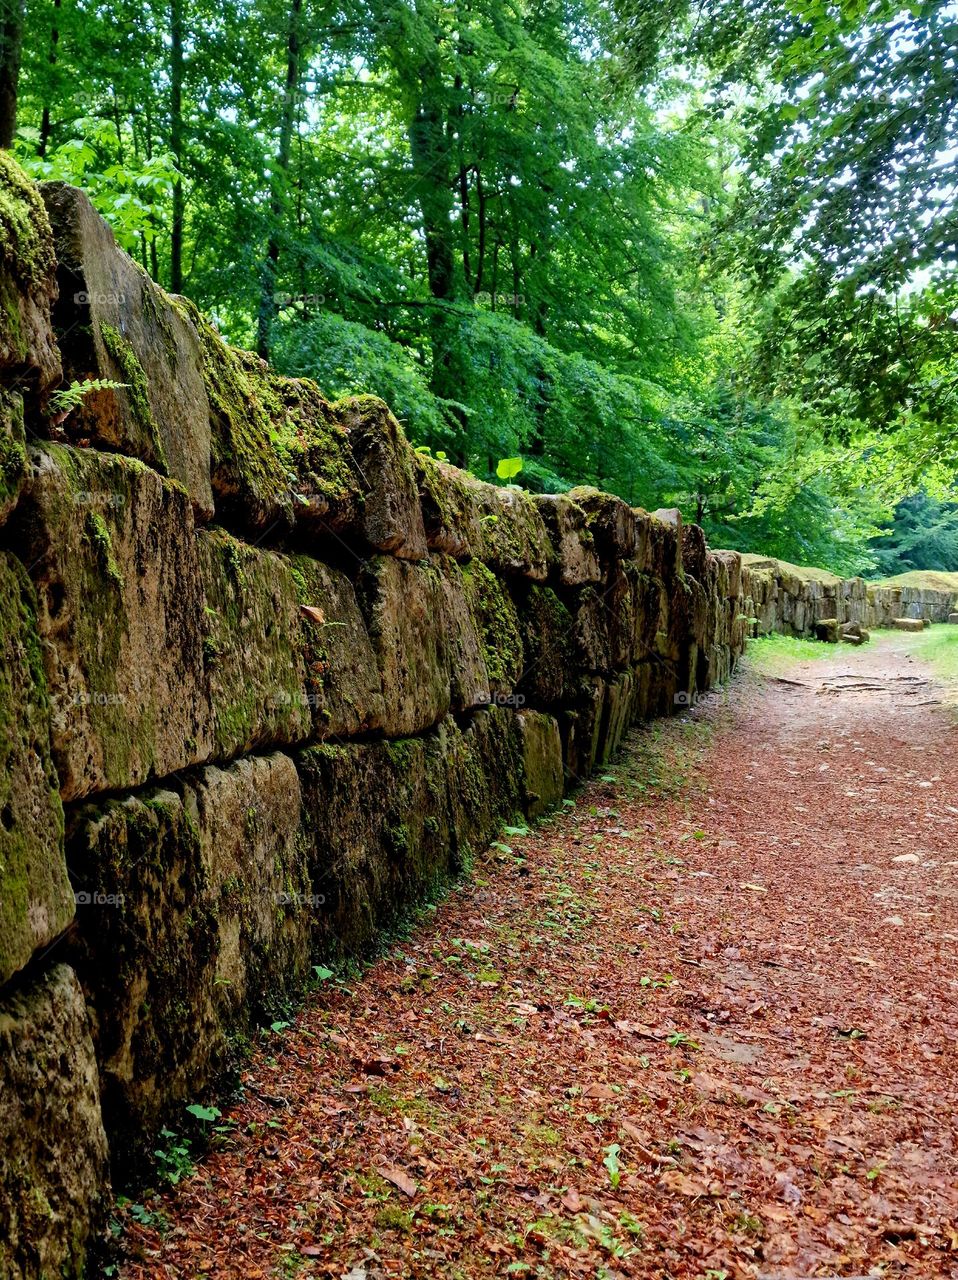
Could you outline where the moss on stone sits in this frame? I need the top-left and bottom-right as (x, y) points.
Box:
(0, 553), (71, 985)
(98, 323), (168, 471)
(0, 389), (26, 519)
(0, 152), (56, 330)
(82, 511), (124, 589)
(172, 297), (293, 530)
(460, 559), (523, 692)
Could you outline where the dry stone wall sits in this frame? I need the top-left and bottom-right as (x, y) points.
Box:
(0, 158), (748, 1277)
(741, 555), (958, 637)
(0, 155), (950, 1278)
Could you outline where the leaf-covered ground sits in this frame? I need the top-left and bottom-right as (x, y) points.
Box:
(117, 633), (958, 1279)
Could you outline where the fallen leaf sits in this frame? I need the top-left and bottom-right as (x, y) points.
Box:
(377, 1164), (418, 1198)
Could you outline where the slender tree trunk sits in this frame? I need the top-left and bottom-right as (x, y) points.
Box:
(408, 73), (469, 458)
(256, 0), (302, 359)
(169, 0), (185, 292)
(0, 0), (24, 149)
(37, 0), (60, 155)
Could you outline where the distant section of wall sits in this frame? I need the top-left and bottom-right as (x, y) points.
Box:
(0, 159), (751, 1277)
(740, 554), (958, 636)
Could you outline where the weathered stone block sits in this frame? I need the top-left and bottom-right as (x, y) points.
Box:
(176, 300), (296, 534)
(186, 754), (314, 1027)
(417, 458), (552, 579)
(815, 617), (840, 642)
(253, 367), (360, 539)
(568, 487), (637, 561)
(15, 444), (212, 800)
(357, 555), (488, 734)
(332, 396), (428, 559)
(288, 554), (386, 738)
(0, 388), (26, 525)
(516, 710), (564, 817)
(0, 963), (109, 1280)
(0, 553), (73, 985)
(0, 153), (61, 391)
(461, 559), (524, 696)
(66, 753), (311, 1182)
(596, 671), (635, 765)
(40, 182), (214, 518)
(512, 582), (574, 708)
(414, 453), (487, 559)
(535, 493), (602, 585)
(447, 706), (525, 854)
(645, 516), (681, 581)
(560, 679), (605, 783)
(570, 585), (613, 673)
(682, 522), (708, 583)
(437, 557), (493, 712)
(298, 726), (459, 953)
(478, 483), (553, 580)
(198, 528), (312, 758)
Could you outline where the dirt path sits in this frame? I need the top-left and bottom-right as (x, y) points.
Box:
(118, 633), (958, 1280)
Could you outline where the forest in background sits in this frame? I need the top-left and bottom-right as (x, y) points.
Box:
(1, 0), (956, 574)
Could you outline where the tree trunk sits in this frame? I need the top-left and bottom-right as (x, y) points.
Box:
(408, 75), (468, 457)
(0, 0), (24, 149)
(256, 0), (302, 360)
(169, 0), (185, 293)
(38, 0), (61, 156)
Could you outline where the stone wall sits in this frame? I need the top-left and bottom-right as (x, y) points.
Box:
(1, 155), (953, 1278)
(0, 158), (750, 1277)
(740, 555), (957, 637)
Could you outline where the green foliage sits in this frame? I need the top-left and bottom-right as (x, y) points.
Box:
(602, 1142), (623, 1189)
(48, 378), (128, 417)
(10, 0), (954, 569)
(869, 495), (958, 577)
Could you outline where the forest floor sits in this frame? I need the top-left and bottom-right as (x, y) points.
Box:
(117, 630), (958, 1280)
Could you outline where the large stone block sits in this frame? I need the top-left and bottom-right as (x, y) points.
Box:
(567, 487), (637, 561)
(298, 725), (460, 953)
(512, 582), (575, 708)
(446, 706), (525, 854)
(186, 754), (314, 1027)
(535, 493), (602, 586)
(0, 553), (72, 985)
(0, 964), (109, 1280)
(356, 555), (488, 734)
(516, 710), (564, 817)
(595, 670), (635, 766)
(198, 529), (312, 758)
(560, 679), (605, 784)
(645, 515), (681, 581)
(417, 459), (553, 579)
(477, 484), (553, 581)
(331, 396), (428, 559)
(175, 300), (295, 534)
(0, 153), (61, 392)
(66, 753), (311, 1182)
(0, 388), (27, 525)
(15, 444), (212, 800)
(461, 559), (524, 697)
(287, 554), (386, 738)
(569, 585), (613, 674)
(40, 182), (214, 518)
(682, 522), (708, 583)
(414, 452), (488, 559)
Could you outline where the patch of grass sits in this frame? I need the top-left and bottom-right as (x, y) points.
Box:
(744, 633), (832, 676)
(897, 623), (958, 694)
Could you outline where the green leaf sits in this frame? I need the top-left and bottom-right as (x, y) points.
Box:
(496, 456), (523, 480)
